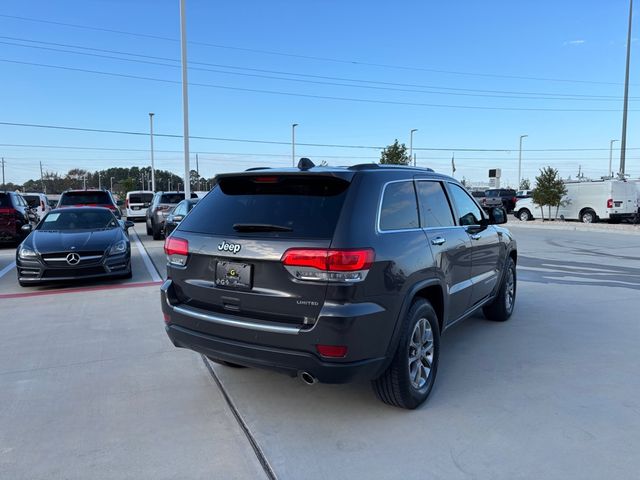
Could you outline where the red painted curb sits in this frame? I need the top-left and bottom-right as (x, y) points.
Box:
(0, 280), (163, 300)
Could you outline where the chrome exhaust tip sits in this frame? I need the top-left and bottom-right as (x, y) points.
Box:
(298, 371), (318, 385)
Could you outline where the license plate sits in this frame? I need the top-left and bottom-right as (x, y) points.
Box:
(215, 261), (252, 290)
(132, 206), (140, 210)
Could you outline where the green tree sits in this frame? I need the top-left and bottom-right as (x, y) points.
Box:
(532, 167), (567, 221)
(519, 178), (531, 190)
(380, 140), (410, 165)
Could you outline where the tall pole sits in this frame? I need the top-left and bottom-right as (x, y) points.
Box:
(39, 161), (45, 193)
(410, 129), (418, 166)
(1, 158), (5, 190)
(98, 171), (101, 190)
(83, 174), (87, 190)
(518, 134), (528, 187)
(620, 0), (633, 176)
(195, 153), (199, 190)
(149, 112), (156, 192)
(609, 139), (619, 177)
(179, 0), (191, 198)
(292, 123), (298, 167)
(110, 176), (115, 191)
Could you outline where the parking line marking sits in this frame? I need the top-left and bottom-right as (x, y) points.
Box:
(131, 230), (162, 282)
(0, 261), (16, 279)
(0, 280), (162, 300)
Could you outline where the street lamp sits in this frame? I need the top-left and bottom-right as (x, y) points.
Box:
(149, 113), (156, 192)
(619, 0), (634, 176)
(609, 139), (619, 178)
(409, 129), (418, 166)
(518, 134), (528, 187)
(292, 123), (298, 167)
(110, 176), (115, 191)
(179, 0), (191, 200)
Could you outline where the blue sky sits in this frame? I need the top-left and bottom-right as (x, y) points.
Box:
(1, 0), (638, 186)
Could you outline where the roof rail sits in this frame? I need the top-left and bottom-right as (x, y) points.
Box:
(245, 167), (271, 171)
(348, 163), (435, 172)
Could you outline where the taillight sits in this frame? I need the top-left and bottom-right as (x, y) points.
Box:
(316, 345), (348, 358)
(40, 200), (45, 210)
(281, 248), (375, 282)
(607, 198), (613, 209)
(125, 199), (129, 208)
(164, 237), (189, 266)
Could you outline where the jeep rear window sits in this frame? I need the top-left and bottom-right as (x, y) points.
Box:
(59, 191), (112, 205)
(0, 193), (13, 208)
(178, 175), (350, 238)
(129, 193), (154, 203)
(159, 193), (197, 204)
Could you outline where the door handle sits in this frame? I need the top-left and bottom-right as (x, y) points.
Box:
(431, 236), (446, 246)
(470, 233), (482, 241)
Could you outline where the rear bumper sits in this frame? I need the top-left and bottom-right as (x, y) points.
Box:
(166, 324), (385, 383)
(125, 209), (147, 218)
(161, 279), (390, 383)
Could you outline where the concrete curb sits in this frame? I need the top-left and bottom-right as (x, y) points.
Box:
(507, 220), (640, 236)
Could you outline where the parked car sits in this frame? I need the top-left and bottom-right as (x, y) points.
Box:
(516, 189), (532, 198)
(484, 188), (517, 212)
(146, 191), (198, 240)
(22, 192), (51, 221)
(57, 189), (121, 218)
(16, 207), (134, 286)
(161, 162), (517, 409)
(0, 191), (35, 244)
(164, 198), (199, 236)
(124, 190), (154, 221)
(513, 197), (537, 221)
(47, 194), (60, 209)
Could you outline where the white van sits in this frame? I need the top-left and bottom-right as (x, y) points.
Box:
(558, 180), (637, 223)
(124, 190), (154, 220)
(514, 179), (637, 223)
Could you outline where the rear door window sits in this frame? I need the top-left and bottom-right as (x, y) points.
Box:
(416, 181), (455, 227)
(179, 175), (350, 239)
(59, 191), (112, 205)
(379, 181), (419, 231)
(159, 193), (187, 204)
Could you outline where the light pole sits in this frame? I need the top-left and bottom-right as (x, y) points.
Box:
(110, 176), (115, 191)
(609, 139), (619, 177)
(409, 129), (418, 166)
(518, 134), (528, 187)
(620, 0), (634, 176)
(179, 0), (191, 200)
(292, 123), (298, 167)
(149, 113), (156, 192)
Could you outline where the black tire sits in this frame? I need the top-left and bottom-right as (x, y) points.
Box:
(146, 221), (152, 236)
(206, 356), (247, 368)
(483, 257), (516, 322)
(372, 299), (440, 409)
(152, 221), (163, 240)
(517, 209), (532, 221)
(580, 209), (597, 224)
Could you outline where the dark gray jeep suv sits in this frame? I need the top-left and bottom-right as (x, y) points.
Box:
(161, 162), (517, 409)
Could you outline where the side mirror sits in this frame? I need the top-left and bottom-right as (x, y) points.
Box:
(488, 207), (507, 225)
(21, 224), (33, 233)
(124, 220), (135, 229)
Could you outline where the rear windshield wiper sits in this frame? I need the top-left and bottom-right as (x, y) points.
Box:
(232, 223), (293, 232)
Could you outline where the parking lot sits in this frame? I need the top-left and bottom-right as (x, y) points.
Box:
(1, 223), (639, 479)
